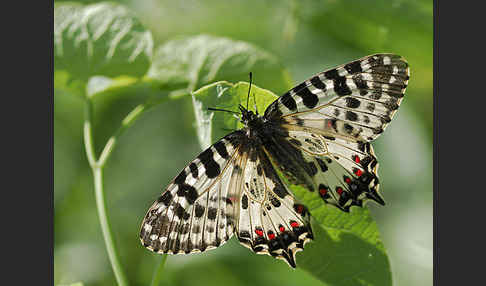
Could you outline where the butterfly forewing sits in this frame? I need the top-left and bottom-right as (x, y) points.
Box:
(140, 131), (245, 254)
(265, 54), (409, 142)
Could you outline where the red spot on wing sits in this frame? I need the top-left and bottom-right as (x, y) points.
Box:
(290, 221), (299, 228)
(319, 186), (328, 196)
(355, 169), (363, 177)
(354, 155), (360, 163)
(255, 229), (263, 237)
(279, 225), (285, 232)
(337, 187), (344, 195)
(344, 177), (351, 184)
(268, 232), (276, 240)
(296, 205), (304, 214)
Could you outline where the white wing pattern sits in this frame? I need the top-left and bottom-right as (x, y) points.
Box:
(141, 54), (409, 268)
(140, 131), (243, 254)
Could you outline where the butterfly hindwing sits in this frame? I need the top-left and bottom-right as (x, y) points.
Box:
(236, 146), (313, 268)
(140, 131), (245, 254)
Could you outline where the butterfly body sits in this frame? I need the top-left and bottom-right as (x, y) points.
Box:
(140, 54), (409, 268)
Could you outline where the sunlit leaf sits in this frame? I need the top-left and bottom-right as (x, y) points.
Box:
(54, 2), (153, 81)
(147, 35), (293, 94)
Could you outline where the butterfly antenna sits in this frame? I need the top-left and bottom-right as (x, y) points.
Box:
(207, 107), (240, 115)
(253, 86), (258, 115)
(246, 72), (253, 110)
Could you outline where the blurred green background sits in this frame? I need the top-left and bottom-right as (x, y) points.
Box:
(54, 0), (433, 285)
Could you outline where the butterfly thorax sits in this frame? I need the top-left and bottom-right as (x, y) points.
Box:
(239, 105), (266, 137)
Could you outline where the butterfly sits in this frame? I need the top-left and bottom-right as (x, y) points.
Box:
(140, 54), (409, 268)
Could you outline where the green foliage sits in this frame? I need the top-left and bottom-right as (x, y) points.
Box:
(54, 2), (153, 81)
(147, 35), (293, 95)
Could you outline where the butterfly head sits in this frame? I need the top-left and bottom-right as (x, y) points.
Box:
(238, 104), (260, 125)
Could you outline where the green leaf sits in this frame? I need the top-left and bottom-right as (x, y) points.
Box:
(191, 81), (277, 149)
(294, 185), (392, 286)
(54, 2), (153, 81)
(192, 81), (392, 286)
(147, 35), (292, 95)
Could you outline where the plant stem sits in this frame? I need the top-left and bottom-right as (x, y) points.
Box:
(83, 98), (129, 286)
(93, 166), (128, 286)
(82, 93), (176, 285)
(150, 255), (168, 286)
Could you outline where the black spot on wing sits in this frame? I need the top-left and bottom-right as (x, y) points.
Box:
(189, 163), (198, 178)
(183, 212), (190, 220)
(366, 102), (375, 112)
(270, 196), (281, 207)
(198, 148), (220, 178)
(344, 61), (363, 74)
(225, 197), (233, 205)
(345, 97), (361, 108)
(310, 76), (327, 90)
(174, 170), (186, 184)
(352, 74), (368, 90)
(324, 69), (340, 80)
(195, 204), (205, 218)
(241, 194), (248, 209)
(293, 82), (319, 109)
(176, 183), (198, 205)
(280, 92), (297, 111)
(214, 141), (229, 159)
(343, 123), (354, 134)
(345, 111), (358, 122)
(157, 191), (173, 206)
(207, 207), (217, 220)
(334, 77), (352, 96)
(174, 203), (185, 218)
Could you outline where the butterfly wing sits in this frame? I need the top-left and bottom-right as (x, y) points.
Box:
(236, 145), (313, 268)
(264, 53), (409, 142)
(140, 130), (246, 254)
(262, 54), (409, 210)
(280, 126), (382, 211)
